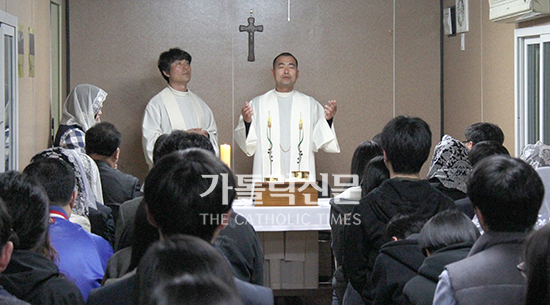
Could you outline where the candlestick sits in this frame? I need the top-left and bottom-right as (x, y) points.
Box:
(220, 144), (231, 168)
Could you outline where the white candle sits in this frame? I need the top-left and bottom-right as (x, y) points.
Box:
(220, 144), (231, 168)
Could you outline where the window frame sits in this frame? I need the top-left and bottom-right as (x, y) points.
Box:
(0, 10), (18, 171)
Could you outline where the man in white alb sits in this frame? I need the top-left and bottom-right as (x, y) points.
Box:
(142, 48), (218, 168)
(234, 52), (339, 181)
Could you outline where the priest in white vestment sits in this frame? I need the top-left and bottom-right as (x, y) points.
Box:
(142, 48), (218, 168)
(235, 52), (340, 181)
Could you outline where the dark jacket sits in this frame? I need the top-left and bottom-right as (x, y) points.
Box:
(330, 195), (360, 302)
(445, 231), (527, 305)
(371, 238), (425, 305)
(114, 196), (142, 251)
(214, 212), (265, 285)
(428, 178), (467, 201)
(0, 250), (85, 305)
(402, 243), (472, 305)
(87, 273), (273, 305)
(330, 196), (359, 267)
(113, 200), (264, 286)
(95, 160), (142, 215)
(343, 178), (455, 303)
(454, 196), (475, 219)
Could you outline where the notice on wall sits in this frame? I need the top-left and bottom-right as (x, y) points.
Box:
(29, 27), (35, 78)
(17, 26), (23, 78)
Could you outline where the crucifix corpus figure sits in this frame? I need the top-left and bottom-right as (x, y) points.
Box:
(239, 16), (263, 62)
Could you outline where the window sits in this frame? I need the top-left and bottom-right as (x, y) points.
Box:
(515, 25), (550, 156)
(0, 10), (18, 171)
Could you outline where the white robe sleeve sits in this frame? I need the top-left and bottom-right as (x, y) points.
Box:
(234, 103), (258, 157)
(142, 98), (164, 168)
(201, 102), (220, 156)
(311, 100), (340, 153)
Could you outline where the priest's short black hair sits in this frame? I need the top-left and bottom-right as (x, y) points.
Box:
(158, 48), (192, 83)
(272, 52), (298, 69)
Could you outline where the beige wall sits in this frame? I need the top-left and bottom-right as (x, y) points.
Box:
(69, 0), (442, 182)
(1, 0), (57, 169)
(442, 0), (516, 154)
(4, 0), (540, 181)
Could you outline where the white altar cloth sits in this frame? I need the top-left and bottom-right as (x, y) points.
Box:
(232, 198), (331, 232)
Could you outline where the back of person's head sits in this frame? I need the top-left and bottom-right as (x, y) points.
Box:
(427, 135), (472, 194)
(152, 130), (214, 164)
(383, 214), (426, 242)
(380, 116), (431, 174)
(0, 171), (49, 251)
(372, 133), (382, 145)
(350, 141), (383, 183)
(136, 234), (236, 305)
(85, 122), (121, 157)
(128, 199), (160, 271)
(464, 122), (504, 146)
(523, 223), (550, 305)
(468, 140), (510, 167)
(23, 158), (75, 207)
(418, 209), (479, 256)
(30, 147), (97, 217)
(145, 148), (235, 241)
(361, 156), (390, 197)
(468, 156), (544, 232)
(520, 141), (550, 169)
(151, 274), (243, 305)
(158, 48), (192, 83)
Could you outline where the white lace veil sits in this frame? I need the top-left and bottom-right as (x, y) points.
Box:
(60, 84), (107, 131)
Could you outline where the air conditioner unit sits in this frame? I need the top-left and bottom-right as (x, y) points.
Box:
(489, 0), (550, 23)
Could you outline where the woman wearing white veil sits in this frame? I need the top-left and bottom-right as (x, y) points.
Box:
(520, 141), (550, 229)
(54, 84), (107, 154)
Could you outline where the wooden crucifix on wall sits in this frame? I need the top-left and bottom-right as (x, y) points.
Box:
(239, 16), (263, 62)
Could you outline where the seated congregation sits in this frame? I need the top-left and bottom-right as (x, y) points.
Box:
(0, 105), (549, 305)
(332, 118), (550, 305)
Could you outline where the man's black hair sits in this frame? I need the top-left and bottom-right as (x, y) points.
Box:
(380, 116), (431, 174)
(158, 48), (192, 83)
(383, 214), (426, 242)
(464, 122), (504, 146)
(136, 234), (237, 305)
(418, 209), (479, 255)
(152, 130), (214, 164)
(468, 155), (543, 232)
(145, 149), (235, 242)
(23, 158), (76, 207)
(85, 122), (121, 157)
(272, 52), (298, 69)
(468, 140), (510, 167)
